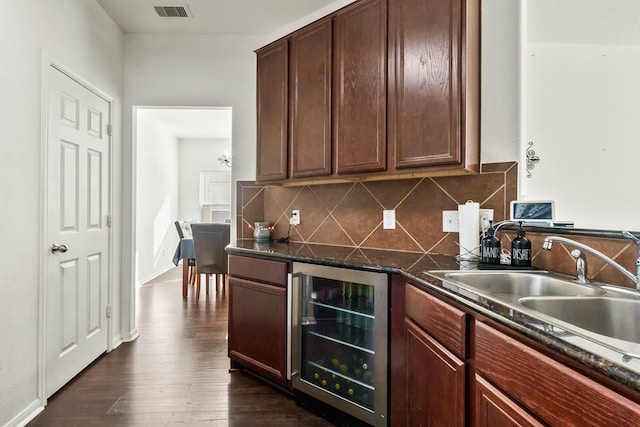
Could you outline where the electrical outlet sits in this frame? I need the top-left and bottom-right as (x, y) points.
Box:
(290, 209), (300, 225)
(442, 210), (459, 232)
(383, 210), (396, 229)
(479, 209), (494, 232)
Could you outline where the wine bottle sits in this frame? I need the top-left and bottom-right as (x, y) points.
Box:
(352, 284), (363, 330)
(320, 374), (328, 388)
(343, 283), (353, 342)
(336, 283), (346, 338)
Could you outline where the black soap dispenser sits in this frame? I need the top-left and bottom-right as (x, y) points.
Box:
(481, 220), (501, 265)
(511, 222), (532, 267)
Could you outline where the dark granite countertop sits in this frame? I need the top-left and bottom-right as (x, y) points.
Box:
(227, 240), (640, 395)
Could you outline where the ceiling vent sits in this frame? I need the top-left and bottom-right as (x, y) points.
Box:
(154, 5), (192, 18)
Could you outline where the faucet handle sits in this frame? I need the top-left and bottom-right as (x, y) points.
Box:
(570, 249), (588, 284)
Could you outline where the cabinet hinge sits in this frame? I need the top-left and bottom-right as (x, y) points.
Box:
(107, 123), (112, 137)
(107, 214), (112, 228)
(106, 305), (112, 318)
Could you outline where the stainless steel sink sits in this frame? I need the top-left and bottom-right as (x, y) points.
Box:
(427, 270), (604, 299)
(519, 296), (640, 344)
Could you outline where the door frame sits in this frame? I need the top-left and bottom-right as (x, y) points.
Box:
(38, 55), (114, 406)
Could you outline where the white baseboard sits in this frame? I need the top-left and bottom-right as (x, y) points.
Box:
(137, 263), (176, 287)
(5, 399), (44, 427)
(122, 328), (139, 343)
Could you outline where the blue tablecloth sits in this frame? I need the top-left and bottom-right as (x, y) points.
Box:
(172, 238), (195, 265)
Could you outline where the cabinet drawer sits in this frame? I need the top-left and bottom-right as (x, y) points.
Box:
(475, 321), (640, 426)
(228, 254), (289, 286)
(405, 284), (467, 358)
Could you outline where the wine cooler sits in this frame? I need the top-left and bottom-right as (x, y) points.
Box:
(291, 262), (388, 426)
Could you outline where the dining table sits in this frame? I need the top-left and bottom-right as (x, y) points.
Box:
(172, 238), (195, 298)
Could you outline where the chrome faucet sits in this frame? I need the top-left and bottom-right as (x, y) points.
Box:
(542, 235), (640, 289)
(622, 231), (640, 286)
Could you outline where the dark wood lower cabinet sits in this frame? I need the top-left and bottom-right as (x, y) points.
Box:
(405, 318), (466, 427)
(228, 276), (288, 385)
(392, 281), (468, 426)
(474, 374), (544, 427)
(475, 321), (640, 427)
(392, 280), (640, 427)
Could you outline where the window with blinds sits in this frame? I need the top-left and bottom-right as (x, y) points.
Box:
(199, 172), (231, 222)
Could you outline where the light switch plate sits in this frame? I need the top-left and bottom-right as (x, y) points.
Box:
(443, 210), (459, 232)
(290, 210), (300, 225)
(383, 210), (396, 229)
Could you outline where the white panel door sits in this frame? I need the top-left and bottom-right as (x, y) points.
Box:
(46, 66), (110, 397)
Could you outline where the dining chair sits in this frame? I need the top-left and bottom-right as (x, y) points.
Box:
(174, 220), (193, 239)
(174, 220), (196, 286)
(191, 223), (230, 302)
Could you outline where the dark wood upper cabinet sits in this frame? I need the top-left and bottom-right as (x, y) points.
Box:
(289, 19), (333, 178)
(256, 40), (288, 182)
(333, 0), (387, 174)
(388, 0), (480, 173)
(255, 0), (480, 183)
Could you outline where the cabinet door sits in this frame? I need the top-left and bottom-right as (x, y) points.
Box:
(476, 321), (640, 426)
(388, 0), (478, 171)
(256, 40), (288, 181)
(405, 318), (465, 427)
(289, 19), (332, 178)
(474, 374), (544, 427)
(228, 276), (288, 385)
(333, 0), (387, 174)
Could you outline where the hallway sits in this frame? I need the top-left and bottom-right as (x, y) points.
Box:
(29, 267), (332, 426)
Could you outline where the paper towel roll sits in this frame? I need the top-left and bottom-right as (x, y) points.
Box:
(458, 201), (480, 260)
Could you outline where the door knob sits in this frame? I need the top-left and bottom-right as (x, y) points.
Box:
(51, 244), (68, 254)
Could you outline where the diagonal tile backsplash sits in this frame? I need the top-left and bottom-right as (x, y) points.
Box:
(238, 162), (518, 254)
(237, 161), (638, 289)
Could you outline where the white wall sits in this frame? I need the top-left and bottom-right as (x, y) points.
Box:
(178, 138), (232, 222)
(526, 43), (640, 229)
(135, 112), (180, 285)
(0, 0), (123, 425)
(481, 0), (523, 165)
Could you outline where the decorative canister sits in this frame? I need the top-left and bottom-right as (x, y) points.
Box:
(253, 222), (271, 241)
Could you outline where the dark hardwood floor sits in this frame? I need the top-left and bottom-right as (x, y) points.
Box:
(29, 267), (333, 426)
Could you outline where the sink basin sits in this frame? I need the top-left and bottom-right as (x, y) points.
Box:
(519, 297), (640, 344)
(427, 271), (604, 299)
(427, 270), (640, 357)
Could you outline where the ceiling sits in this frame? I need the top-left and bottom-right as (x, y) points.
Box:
(96, 0), (336, 35)
(139, 108), (232, 140)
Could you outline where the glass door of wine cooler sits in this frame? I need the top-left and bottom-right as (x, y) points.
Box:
(291, 262), (388, 427)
